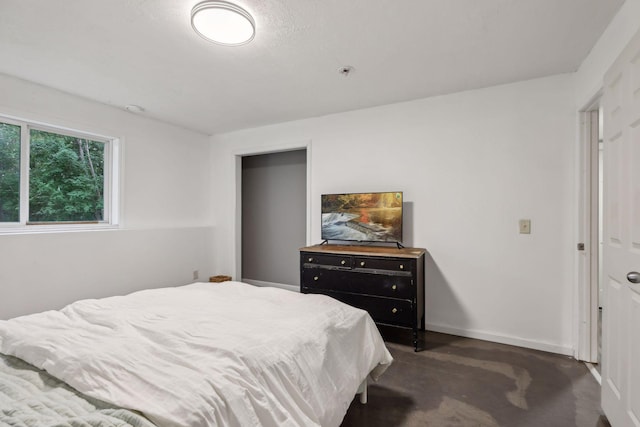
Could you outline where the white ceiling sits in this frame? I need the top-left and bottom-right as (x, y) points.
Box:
(0, 0), (625, 135)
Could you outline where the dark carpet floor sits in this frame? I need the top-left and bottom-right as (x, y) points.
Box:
(341, 328), (609, 427)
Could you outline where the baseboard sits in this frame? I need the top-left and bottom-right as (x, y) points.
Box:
(241, 278), (299, 293)
(426, 323), (573, 357)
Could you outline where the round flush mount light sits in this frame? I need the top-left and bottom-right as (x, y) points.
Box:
(191, 1), (255, 46)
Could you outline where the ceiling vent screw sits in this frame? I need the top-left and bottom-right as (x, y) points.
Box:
(338, 66), (354, 77)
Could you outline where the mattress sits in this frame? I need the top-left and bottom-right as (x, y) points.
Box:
(0, 281), (393, 427)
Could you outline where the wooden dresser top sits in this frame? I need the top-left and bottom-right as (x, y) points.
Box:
(300, 244), (426, 259)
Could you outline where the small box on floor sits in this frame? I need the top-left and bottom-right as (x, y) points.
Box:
(209, 275), (232, 283)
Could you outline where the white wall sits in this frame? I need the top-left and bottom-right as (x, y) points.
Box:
(211, 74), (577, 355)
(0, 74), (214, 319)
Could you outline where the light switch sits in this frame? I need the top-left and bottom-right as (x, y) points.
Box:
(519, 219), (531, 234)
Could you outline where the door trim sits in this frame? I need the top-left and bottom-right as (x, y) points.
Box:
(576, 102), (601, 363)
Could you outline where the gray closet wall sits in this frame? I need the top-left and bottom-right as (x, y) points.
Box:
(241, 149), (306, 286)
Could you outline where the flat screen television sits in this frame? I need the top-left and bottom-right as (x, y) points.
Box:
(321, 191), (403, 244)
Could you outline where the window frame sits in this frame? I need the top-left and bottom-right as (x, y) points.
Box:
(0, 114), (120, 233)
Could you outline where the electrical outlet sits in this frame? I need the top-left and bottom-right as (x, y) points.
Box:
(192, 270), (199, 280)
(519, 219), (531, 234)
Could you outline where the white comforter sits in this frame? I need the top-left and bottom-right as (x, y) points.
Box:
(0, 282), (392, 427)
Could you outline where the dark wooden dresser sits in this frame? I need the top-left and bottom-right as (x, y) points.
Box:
(300, 244), (426, 351)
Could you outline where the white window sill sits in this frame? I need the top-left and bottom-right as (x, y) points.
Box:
(0, 223), (120, 235)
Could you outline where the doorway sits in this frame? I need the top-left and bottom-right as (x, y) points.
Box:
(239, 148), (308, 291)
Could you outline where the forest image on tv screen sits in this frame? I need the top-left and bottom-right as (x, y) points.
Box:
(321, 192), (402, 242)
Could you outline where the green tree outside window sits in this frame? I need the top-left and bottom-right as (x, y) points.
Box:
(29, 129), (105, 222)
(0, 123), (21, 222)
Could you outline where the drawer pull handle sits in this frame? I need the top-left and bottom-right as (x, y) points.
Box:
(399, 264), (404, 270)
(392, 308), (398, 314)
(308, 257), (313, 262)
(341, 260), (346, 265)
(360, 261), (365, 267)
(314, 276), (319, 281)
(392, 285), (397, 290)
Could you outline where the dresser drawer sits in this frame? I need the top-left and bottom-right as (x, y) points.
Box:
(349, 272), (413, 299)
(301, 253), (352, 268)
(302, 268), (413, 298)
(354, 256), (413, 272)
(301, 268), (349, 291)
(306, 289), (413, 327)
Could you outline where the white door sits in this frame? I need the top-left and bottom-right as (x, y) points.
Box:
(601, 28), (640, 427)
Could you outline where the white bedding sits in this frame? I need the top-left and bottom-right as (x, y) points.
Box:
(0, 281), (392, 427)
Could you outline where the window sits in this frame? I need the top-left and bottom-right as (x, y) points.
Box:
(0, 115), (119, 231)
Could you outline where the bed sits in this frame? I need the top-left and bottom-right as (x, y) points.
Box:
(0, 281), (393, 426)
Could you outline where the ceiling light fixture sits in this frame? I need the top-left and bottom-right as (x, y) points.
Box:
(191, 1), (255, 46)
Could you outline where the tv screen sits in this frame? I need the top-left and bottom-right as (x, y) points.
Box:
(321, 191), (403, 243)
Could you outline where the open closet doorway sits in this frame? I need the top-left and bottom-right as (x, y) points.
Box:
(240, 149), (308, 292)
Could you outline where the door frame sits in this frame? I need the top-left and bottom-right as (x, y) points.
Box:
(576, 96), (601, 363)
(231, 140), (312, 283)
